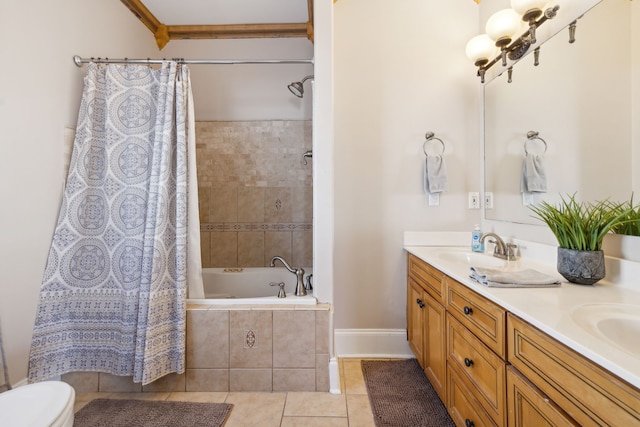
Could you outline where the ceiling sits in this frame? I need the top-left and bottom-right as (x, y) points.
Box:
(120, 0), (314, 50)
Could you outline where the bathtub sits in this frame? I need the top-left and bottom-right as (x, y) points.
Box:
(189, 267), (316, 305)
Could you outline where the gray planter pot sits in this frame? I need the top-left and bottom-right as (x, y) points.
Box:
(557, 247), (605, 285)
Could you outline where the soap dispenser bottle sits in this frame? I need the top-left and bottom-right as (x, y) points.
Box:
(471, 224), (484, 253)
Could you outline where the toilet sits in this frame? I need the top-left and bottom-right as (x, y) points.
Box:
(0, 381), (75, 426)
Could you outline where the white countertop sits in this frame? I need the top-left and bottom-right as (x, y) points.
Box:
(405, 243), (640, 390)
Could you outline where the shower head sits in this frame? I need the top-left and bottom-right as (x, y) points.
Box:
(288, 75), (314, 98)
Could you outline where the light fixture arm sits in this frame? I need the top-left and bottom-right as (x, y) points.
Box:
(568, 20), (577, 43)
(472, 4), (560, 83)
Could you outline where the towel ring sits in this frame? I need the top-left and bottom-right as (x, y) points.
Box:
(423, 132), (445, 156)
(524, 131), (547, 155)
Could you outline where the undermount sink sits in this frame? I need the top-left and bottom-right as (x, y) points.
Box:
(435, 249), (508, 269)
(571, 303), (640, 358)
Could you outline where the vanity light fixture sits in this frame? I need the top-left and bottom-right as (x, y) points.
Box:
(466, 1), (560, 83)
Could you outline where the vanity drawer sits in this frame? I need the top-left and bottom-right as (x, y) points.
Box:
(508, 313), (640, 426)
(408, 254), (446, 304)
(447, 362), (499, 427)
(447, 313), (506, 426)
(446, 277), (506, 358)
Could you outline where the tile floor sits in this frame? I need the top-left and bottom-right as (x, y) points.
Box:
(73, 358), (378, 426)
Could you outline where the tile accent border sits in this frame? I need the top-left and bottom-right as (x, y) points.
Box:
(201, 222), (313, 232)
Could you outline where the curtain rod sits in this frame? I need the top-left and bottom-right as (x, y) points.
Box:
(73, 55), (313, 67)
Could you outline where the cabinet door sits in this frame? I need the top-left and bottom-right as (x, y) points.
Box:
(407, 277), (425, 365)
(507, 366), (578, 427)
(424, 293), (446, 400)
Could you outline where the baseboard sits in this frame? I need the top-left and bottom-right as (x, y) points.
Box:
(334, 329), (414, 358)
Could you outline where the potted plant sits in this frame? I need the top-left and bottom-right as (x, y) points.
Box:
(529, 194), (633, 285)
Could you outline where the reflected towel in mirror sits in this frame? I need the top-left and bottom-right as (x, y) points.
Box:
(470, 266), (561, 288)
(424, 155), (448, 194)
(520, 153), (547, 193)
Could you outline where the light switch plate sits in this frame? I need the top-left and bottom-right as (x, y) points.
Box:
(485, 192), (494, 209)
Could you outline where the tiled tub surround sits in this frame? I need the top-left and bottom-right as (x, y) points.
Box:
(62, 304), (331, 393)
(196, 121), (313, 268)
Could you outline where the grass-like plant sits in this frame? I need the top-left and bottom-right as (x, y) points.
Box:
(609, 196), (640, 237)
(529, 194), (633, 251)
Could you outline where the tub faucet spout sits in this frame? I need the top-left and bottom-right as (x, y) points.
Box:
(269, 256), (306, 296)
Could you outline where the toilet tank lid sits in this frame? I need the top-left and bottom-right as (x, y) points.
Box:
(0, 381), (75, 426)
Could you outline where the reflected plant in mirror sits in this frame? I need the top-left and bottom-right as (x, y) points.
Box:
(610, 198), (640, 237)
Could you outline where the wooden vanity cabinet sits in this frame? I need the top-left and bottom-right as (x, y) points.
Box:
(407, 254), (447, 400)
(406, 253), (640, 427)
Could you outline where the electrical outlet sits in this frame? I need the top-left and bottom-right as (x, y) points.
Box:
(485, 192), (494, 209)
(468, 192), (480, 209)
(428, 192), (440, 206)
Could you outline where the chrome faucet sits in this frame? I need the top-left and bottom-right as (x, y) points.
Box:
(479, 232), (518, 261)
(269, 256), (306, 296)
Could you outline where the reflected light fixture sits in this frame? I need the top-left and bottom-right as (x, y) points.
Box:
(466, 1), (560, 83)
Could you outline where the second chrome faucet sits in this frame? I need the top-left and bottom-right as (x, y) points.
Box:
(269, 256), (307, 296)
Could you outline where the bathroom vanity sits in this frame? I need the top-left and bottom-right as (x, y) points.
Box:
(405, 245), (640, 426)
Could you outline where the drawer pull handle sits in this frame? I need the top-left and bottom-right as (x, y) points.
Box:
(465, 419), (475, 427)
(463, 306), (473, 315)
(464, 358), (474, 367)
(416, 298), (425, 308)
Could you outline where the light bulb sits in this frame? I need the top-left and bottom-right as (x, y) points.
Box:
(511, 0), (548, 19)
(486, 9), (522, 46)
(465, 34), (497, 66)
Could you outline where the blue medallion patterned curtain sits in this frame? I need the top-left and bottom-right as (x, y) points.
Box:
(28, 61), (203, 385)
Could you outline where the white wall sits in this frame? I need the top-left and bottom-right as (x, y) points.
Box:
(332, 0), (482, 332)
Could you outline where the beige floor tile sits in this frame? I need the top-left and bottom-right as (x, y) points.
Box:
(346, 394), (376, 427)
(284, 392), (347, 417)
(341, 359), (367, 395)
(72, 357), (382, 426)
(280, 417), (348, 427)
(166, 391), (229, 403)
(74, 391), (112, 403)
(224, 392), (287, 427)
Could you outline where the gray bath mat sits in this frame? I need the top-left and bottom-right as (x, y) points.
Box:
(361, 359), (454, 427)
(74, 398), (233, 427)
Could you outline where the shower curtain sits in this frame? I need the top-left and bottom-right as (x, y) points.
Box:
(28, 61), (203, 385)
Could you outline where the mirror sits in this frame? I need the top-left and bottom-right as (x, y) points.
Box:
(484, 0), (635, 225)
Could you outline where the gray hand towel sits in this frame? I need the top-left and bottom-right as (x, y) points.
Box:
(424, 155), (448, 194)
(520, 153), (547, 193)
(469, 266), (561, 288)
